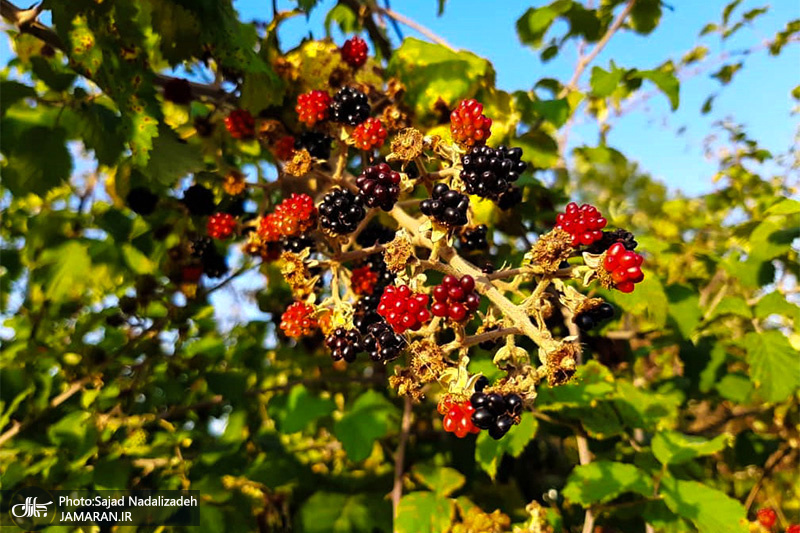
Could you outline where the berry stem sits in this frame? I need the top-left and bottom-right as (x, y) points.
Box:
(442, 326), (522, 352)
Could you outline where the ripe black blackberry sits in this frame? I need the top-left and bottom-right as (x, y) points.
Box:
(325, 327), (362, 362)
(497, 185), (522, 210)
(354, 294), (382, 334)
(460, 225), (489, 253)
(586, 229), (638, 254)
(574, 302), (615, 331)
(365, 254), (395, 289)
(420, 183), (469, 227)
(191, 237), (215, 259)
(330, 86), (370, 126)
(127, 187), (159, 215)
(282, 235), (316, 254)
(362, 320), (406, 362)
(295, 131), (333, 160)
(220, 196), (246, 217)
(470, 391), (523, 440)
(356, 163), (401, 211)
(183, 184), (216, 216)
(356, 223), (396, 247)
(318, 188), (366, 235)
(461, 145), (527, 200)
(201, 249), (228, 278)
(163, 78), (193, 104)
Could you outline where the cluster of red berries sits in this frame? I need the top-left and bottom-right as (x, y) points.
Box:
(555, 202), (608, 247)
(603, 242), (645, 293)
(439, 398), (480, 438)
(296, 90), (331, 127)
(431, 275), (480, 322)
(758, 509), (778, 529)
(350, 265), (379, 296)
(377, 285), (431, 333)
(356, 162), (401, 211)
(258, 193), (317, 241)
(224, 109), (255, 139)
(450, 99), (492, 147)
(340, 36), (368, 68)
(207, 213), (236, 239)
(280, 301), (317, 338)
(351, 117), (387, 151)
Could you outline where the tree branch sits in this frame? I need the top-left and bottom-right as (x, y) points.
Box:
(373, 5), (452, 48)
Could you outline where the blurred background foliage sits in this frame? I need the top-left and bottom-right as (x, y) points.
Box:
(0, 0), (798, 531)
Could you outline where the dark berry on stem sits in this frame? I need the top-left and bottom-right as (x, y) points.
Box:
(474, 375), (489, 392)
(318, 188), (366, 235)
(470, 392), (487, 408)
(325, 327), (362, 363)
(574, 313), (595, 331)
(586, 228), (639, 254)
(126, 187), (159, 215)
(485, 393), (506, 415)
(362, 321), (406, 362)
(420, 184), (469, 227)
(472, 408), (494, 430)
(356, 163), (401, 211)
(460, 225), (489, 253)
(491, 414), (514, 440)
(497, 185), (522, 210)
(505, 394), (522, 416)
(295, 131), (333, 160)
(597, 303), (615, 320)
(356, 223), (396, 247)
(183, 184), (216, 216)
(330, 86), (370, 126)
(460, 145), (527, 201)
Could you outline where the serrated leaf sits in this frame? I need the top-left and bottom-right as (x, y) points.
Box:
(748, 218), (800, 261)
(2, 126), (72, 197)
(516, 2), (573, 49)
(0, 81), (36, 117)
(529, 98), (570, 128)
(563, 461), (652, 506)
(707, 297), (752, 320)
(412, 465), (465, 497)
(716, 373), (752, 403)
(660, 477), (748, 533)
(278, 385), (335, 434)
(144, 125), (204, 186)
(590, 63), (625, 98)
(755, 292), (800, 324)
(395, 491), (454, 533)
(42, 241), (91, 301)
(334, 390), (398, 461)
(475, 413), (537, 479)
(240, 65), (286, 115)
(745, 330), (800, 402)
(634, 67), (680, 110)
(652, 431), (730, 465)
(666, 284), (701, 338)
(611, 271), (668, 328)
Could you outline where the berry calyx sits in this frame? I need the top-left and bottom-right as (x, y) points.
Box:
(555, 202), (608, 247)
(341, 36), (368, 68)
(757, 508), (777, 529)
(420, 183), (470, 227)
(603, 243), (645, 293)
(207, 212), (236, 239)
(450, 99), (492, 147)
(330, 86), (370, 126)
(461, 145), (527, 201)
(183, 184), (216, 216)
(224, 109), (255, 139)
(442, 400), (480, 438)
(351, 117), (387, 151)
(350, 265), (379, 296)
(356, 162), (401, 211)
(280, 301), (318, 338)
(431, 275), (480, 323)
(325, 327), (362, 362)
(377, 284), (430, 333)
(296, 90), (332, 127)
(258, 193), (318, 241)
(318, 188), (366, 235)
(361, 320), (406, 362)
(126, 187), (159, 215)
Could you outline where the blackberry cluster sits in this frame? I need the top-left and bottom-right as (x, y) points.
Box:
(126, 187), (159, 215)
(353, 294), (382, 335)
(459, 225), (489, 253)
(431, 275), (480, 322)
(470, 390), (522, 440)
(420, 184), (469, 227)
(460, 145), (527, 201)
(325, 327), (362, 362)
(295, 131), (333, 160)
(356, 223), (396, 247)
(574, 303), (615, 331)
(282, 235), (316, 254)
(356, 163), (401, 211)
(586, 229), (638, 254)
(330, 86), (370, 126)
(497, 186), (522, 210)
(319, 188), (366, 235)
(190, 237), (228, 278)
(183, 184), (216, 216)
(362, 321), (406, 362)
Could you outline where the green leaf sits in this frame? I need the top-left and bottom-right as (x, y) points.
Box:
(614, 381), (681, 430)
(47, 410), (97, 459)
(745, 330), (800, 402)
(2, 126), (72, 197)
(412, 465), (465, 497)
(748, 218), (800, 260)
(334, 390), (398, 462)
(666, 284), (701, 338)
(660, 476), (748, 533)
(511, 130), (559, 169)
(652, 431), (730, 465)
(121, 244), (155, 275)
(387, 38), (494, 118)
(76, 103), (126, 166)
(563, 461), (652, 506)
(765, 197), (800, 215)
(299, 492), (391, 533)
(144, 125), (204, 186)
(716, 373), (752, 403)
(42, 241), (92, 301)
(324, 4), (358, 35)
(630, 0), (662, 34)
(634, 67), (680, 110)
(707, 297), (752, 320)
(475, 412), (537, 479)
(278, 385), (335, 434)
(395, 491), (454, 533)
(755, 292), (800, 324)
(536, 361), (615, 409)
(30, 56), (77, 92)
(712, 62), (743, 85)
(590, 63), (625, 97)
(611, 271), (668, 328)
(0, 81), (36, 116)
(516, 1), (573, 48)
(240, 64), (286, 115)
(529, 98), (570, 128)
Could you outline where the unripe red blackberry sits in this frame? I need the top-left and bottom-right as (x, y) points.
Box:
(224, 109), (255, 139)
(350, 265), (379, 296)
(330, 86), (370, 126)
(351, 118), (387, 151)
(377, 284), (430, 333)
(318, 188), (366, 235)
(555, 202), (608, 247)
(183, 184), (216, 216)
(272, 136), (296, 161)
(431, 275), (480, 323)
(365, 254), (396, 290)
(441, 400), (480, 438)
(356, 163), (401, 211)
(296, 90), (332, 127)
(258, 193), (318, 241)
(280, 301), (317, 338)
(295, 131), (333, 160)
(361, 320), (406, 362)
(461, 145), (527, 201)
(325, 327), (362, 362)
(450, 99), (492, 147)
(756, 508), (777, 529)
(126, 187), (159, 215)
(340, 36), (368, 68)
(162, 77), (192, 104)
(603, 243), (644, 293)
(207, 212), (236, 239)
(420, 183), (469, 227)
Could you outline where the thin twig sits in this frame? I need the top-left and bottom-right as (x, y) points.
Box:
(373, 5), (452, 48)
(391, 396), (413, 519)
(576, 435), (595, 533)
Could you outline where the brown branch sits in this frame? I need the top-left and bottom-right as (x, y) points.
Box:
(373, 5), (453, 48)
(391, 396), (413, 519)
(576, 434), (595, 533)
(744, 444), (794, 512)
